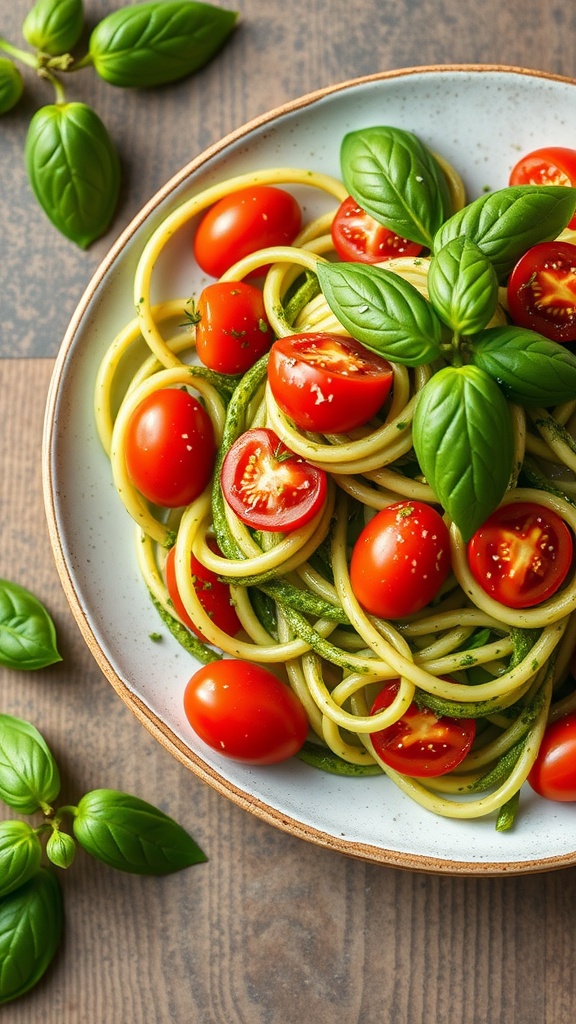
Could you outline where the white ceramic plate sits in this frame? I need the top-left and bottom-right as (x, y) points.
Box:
(43, 65), (576, 875)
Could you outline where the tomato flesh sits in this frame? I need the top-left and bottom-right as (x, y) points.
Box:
(195, 281), (272, 375)
(193, 185), (302, 278)
(509, 146), (576, 229)
(528, 713), (576, 801)
(267, 332), (394, 433)
(221, 427), (327, 532)
(183, 659), (309, 764)
(507, 241), (576, 342)
(125, 388), (215, 508)
(369, 680), (476, 777)
(331, 195), (423, 263)
(467, 501), (573, 609)
(164, 542), (241, 641)
(350, 501), (451, 619)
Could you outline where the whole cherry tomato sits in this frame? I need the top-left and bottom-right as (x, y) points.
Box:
(164, 542), (241, 641)
(528, 713), (576, 801)
(195, 281), (272, 375)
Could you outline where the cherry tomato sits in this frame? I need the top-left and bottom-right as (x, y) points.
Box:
(125, 388), (215, 508)
(183, 659), (309, 764)
(509, 146), (576, 229)
(467, 501), (573, 609)
(506, 241), (576, 343)
(164, 541), (242, 641)
(528, 713), (576, 801)
(267, 332), (394, 434)
(221, 427), (327, 533)
(193, 185), (302, 278)
(350, 501), (451, 619)
(331, 195), (423, 263)
(194, 281), (272, 375)
(369, 680), (476, 778)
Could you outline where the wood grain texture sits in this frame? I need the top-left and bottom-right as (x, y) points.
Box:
(3, 0), (576, 1020)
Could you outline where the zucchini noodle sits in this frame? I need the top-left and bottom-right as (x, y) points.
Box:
(95, 153), (576, 828)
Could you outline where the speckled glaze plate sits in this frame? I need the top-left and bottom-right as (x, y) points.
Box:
(43, 65), (576, 875)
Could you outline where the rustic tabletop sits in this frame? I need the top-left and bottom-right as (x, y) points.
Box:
(2, 1), (576, 1022)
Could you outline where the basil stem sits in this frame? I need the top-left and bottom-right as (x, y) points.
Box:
(22, 0), (84, 56)
(412, 365), (514, 541)
(70, 789), (208, 874)
(25, 101), (121, 249)
(0, 870), (63, 1005)
(0, 579), (61, 670)
(470, 326), (576, 407)
(86, 1), (238, 88)
(340, 125), (452, 248)
(0, 714), (61, 815)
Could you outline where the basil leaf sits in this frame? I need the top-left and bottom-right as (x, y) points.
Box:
(0, 714), (60, 815)
(25, 102), (120, 249)
(0, 869), (63, 1005)
(316, 261), (444, 365)
(433, 185), (576, 281)
(0, 579), (61, 670)
(22, 0), (84, 56)
(0, 821), (42, 899)
(412, 365), (514, 540)
(427, 237), (498, 333)
(88, 1), (238, 88)
(0, 58), (23, 115)
(72, 789), (207, 874)
(471, 326), (576, 407)
(46, 830), (76, 869)
(340, 125), (452, 248)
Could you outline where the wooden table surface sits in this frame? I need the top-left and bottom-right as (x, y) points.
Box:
(2, 1), (576, 1021)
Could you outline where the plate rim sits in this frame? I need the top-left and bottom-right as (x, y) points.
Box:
(42, 63), (576, 875)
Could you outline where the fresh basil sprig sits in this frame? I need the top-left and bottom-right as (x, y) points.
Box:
(25, 101), (121, 249)
(85, 1), (238, 88)
(412, 365), (514, 541)
(0, 578), (61, 670)
(433, 185), (576, 280)
(316, 260), (444, 366)
(22, 0), (84, 57)
(340, 125), (452, 248)
(0, 870), (63, 1006)
(427, 236), (499, 335)
(471, 326), (576, 407)
(0, 714), (61, 815)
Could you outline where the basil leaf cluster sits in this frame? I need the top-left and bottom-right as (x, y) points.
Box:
(88, 1), (238, 88)
(319, 124), (576, 539)
(0, 708), (207, 1003)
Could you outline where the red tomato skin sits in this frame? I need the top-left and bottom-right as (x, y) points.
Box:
(467, 501), (573, 609)
(125, 389), (215, 508)
(221, 427), (327, 532)
(267, 332), (394, 434)
(193, 186), (302, 278)
(331, 195), (423, 263)
(164, 543), (242, 641)
(350, 501), (451, 619)
(183, 660), (309, 764)
(506, 241), (576, 343)
(369, 680), (476, 778)
(195, 282), (272, 375)
(509, 146), (576, 229)
(528, 713), (576, 801)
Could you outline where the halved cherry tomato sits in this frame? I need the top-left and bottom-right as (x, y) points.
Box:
(509, 146), (576, 229)
(331, 195), (423, 263)
(221, 427), (327, 532)
(467, 501), (573, 609)
(506, 241), (576, 343)
(193, 185), (302, 279)
(267, 332), (394, 434)
(528, 713), (576, 801)
(125, 388), (215, 508)
(369, 679), (476, 778)
(195, 281), (272, 375)
(183, 659), (309, 764)
(164, 542), (241, 641)
(350, 501), (451, 619)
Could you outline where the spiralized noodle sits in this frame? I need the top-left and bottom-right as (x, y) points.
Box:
(94, 156), (576, 828)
